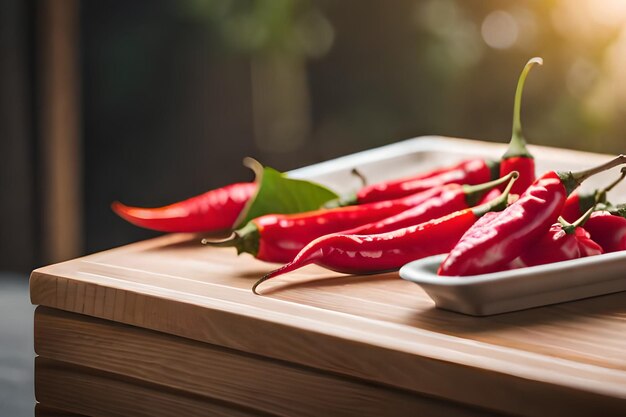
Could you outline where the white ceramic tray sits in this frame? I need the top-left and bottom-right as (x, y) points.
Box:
(400, 253), (626, 316)
(290, 136), (626, 316)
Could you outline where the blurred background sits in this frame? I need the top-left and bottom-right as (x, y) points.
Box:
(1, 1), (626, 414)
(2, 0), (626, 271)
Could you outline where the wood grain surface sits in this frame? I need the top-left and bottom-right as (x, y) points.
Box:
(35, 404), (86, 417)
(35, 307), (497, 417)
(35, 357), (262, 417)
(30, 138), (626, 416)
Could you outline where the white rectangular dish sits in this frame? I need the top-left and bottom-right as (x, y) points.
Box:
(292, 136), (626, 316)
(400, 253), (626, 316)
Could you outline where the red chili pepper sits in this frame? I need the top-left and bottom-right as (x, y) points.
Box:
(507, 207), (603, 269)
(112, 182), (256, 233)
(251, 172), (519, 294)
(341, 171), (517, 235)
(583, 207), (626, 253)
(561, 167), (626, 222)
(331, 158), (499, 206)
(438, 155), (626, 276)
(204, 182), (465, 263)
(499, 57), (542, 195)
(560, 192), (599, 224)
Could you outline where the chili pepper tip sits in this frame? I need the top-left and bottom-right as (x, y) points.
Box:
(252, 271), (275, 295)
(252, 276), (266, 295)
(252, 262), (295, 294)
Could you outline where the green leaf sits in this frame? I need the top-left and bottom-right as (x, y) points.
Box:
(234, 158), (339, 227)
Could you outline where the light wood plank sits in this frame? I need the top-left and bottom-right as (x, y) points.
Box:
(35, 357), (263, 417)
(30, 138), (626, 416)
(35, 307), (497, 417)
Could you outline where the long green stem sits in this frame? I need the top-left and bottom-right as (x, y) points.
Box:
(472, 171), (519, 217)
(504, 57), (543, 159)
(202, 222), (260, 256)
(578, 166), (626, 209)
(559, 204), (595, 234)
(560, 167), (626, 232)
(558, 155), (626, 195)
(463, 170), (517, 206)
(201, 232), (240, 247)
(596, 166), (626, 201)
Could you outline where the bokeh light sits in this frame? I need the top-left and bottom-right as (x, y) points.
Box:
(481, 11), (518, 50)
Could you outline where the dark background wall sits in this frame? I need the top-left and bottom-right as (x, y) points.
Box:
(0, 0), (37, 270)
(81, 1), (258, 252)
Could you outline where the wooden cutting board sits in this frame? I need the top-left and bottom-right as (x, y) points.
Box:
(35, 307), (493, 417)
(31, 137), (626, 416)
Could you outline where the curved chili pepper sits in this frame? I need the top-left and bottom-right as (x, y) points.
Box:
(205, 173), (514, 263)
(499, 57), (542, 195)
(205, 182), (461, 263)
(112, 182), (256, 233)
(561, 167), (626, 222)
(341, 171), (517, 235)
(507, 206), (603, 269)
(583, 208), (626, 253)
(340, 158), (499, 206)
(251, 172), (519, 294)
(438, 155), (626, 276)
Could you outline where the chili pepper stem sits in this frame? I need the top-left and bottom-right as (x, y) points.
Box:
(504, 57), (542, 160)
(202, 222), (260, 256)
(463, 170), (518, 206)
(558, 205), (595, 234)
(472, 171), (519, 217)
(597, 166), (626, 200)
(351, 168), (368, 188)
(558, 155), (626, 195)
(559, 167), (626, 233)
(326, 168), (369, 208)
(201, 232), (239, 247)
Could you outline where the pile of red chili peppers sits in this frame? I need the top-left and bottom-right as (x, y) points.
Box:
(110, 57), (626, 294)
(438, 161), (626, 276)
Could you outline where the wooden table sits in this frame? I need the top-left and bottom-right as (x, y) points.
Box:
(30, 138), (626, 416)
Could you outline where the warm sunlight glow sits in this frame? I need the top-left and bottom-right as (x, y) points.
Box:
(588, 0), (626, 27)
